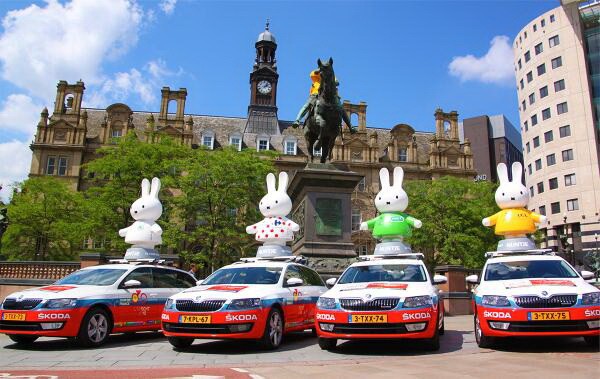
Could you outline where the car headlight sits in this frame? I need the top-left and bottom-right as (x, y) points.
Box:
(582, 292), (600, 305)
(164, 298), (175, 310)
(403, 295), (433, 308)
(228, 298), (261, 310)
(482, 295), (511, 307)
(44, 298), (77, 309)
(317, 297), (336, 310)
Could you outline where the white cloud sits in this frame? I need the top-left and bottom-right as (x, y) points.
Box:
(159, 0), (177, 15)
(448, 35), (514, 85)
(0, 94), (42, 136)
(0, 140), (32, 202)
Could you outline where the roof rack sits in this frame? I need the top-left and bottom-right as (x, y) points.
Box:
(236, 255), (307, 264)
(108, 258), (170, 265)
(358, 253), (424, 261)
(485, 249), (555, 258)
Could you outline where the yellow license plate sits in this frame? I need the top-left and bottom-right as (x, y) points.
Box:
(2, 313), (26, 321)
(528, 311), (570, 321)
(180, 315), (211, 324)
(350, 314), (387, 323)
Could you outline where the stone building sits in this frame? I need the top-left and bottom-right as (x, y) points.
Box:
(28, 23), (476, 255)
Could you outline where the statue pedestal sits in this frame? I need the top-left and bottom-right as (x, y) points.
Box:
(374, 241), (413, 255)
(288, 163), (363, 276)
(124, 247), (160, 261)
(497, 237), (536, 251)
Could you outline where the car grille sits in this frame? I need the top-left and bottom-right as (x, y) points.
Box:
(0, 321), (43, 331)
(163, 322), (252, 334)
(506, 320), (589, 333)
(514, 295), (577, 308)
(339, 298), (399, 311)
(175, 299), (226, 312)
(331, 322), (423, 334)
(2, 298), (43, 310)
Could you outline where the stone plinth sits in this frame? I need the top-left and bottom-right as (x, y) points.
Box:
(288, 163), (363, 276)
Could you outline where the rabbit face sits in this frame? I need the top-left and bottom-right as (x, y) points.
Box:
(495, 162), (529, 209)
(259, 172), (293, 217)
(130, 177), (163, 221)
(374, 167), (409, 213)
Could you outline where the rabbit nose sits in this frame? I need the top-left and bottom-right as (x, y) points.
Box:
(511, 197), (515, 200)
(386, 201), (390, 205)
(267, 206), (271, 210)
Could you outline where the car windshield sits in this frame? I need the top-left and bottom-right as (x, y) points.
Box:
(484, 260), (578, 281)
(55, 268), (128, 286)
(338, 264), (428, 284)
(203, 267), (282, 285)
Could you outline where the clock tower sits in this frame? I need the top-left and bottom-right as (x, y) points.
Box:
(245, 21), (279, 135)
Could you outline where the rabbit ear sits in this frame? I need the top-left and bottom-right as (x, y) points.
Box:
(393, 167), (404, 188)
(511, 162), (523, 185)
(266, 173), (276, 194)
(150, 177), (161, 198)
(379, 168), (390, 189)
(277, 171), (289, 193)
(141, 178), (150, 198)
(496, 163), (509, 184)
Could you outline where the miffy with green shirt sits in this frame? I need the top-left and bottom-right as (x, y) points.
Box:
(360, 167), (422, 241)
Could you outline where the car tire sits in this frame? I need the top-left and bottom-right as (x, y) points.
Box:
(8, 334), (38, 345)
(423, 315), (440, 351)
(318, 337), (337, 350)
(260, 307), (284, 350)
(77, 307), (112, 347)
(474, 314), (494, 349)
(167, 336), (194, 349)
(310, 327), (317, 337)
(439, 314), (445, 336)
(583, 336), (599, 348)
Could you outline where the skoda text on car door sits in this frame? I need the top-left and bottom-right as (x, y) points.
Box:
(0, 263), (195, 346)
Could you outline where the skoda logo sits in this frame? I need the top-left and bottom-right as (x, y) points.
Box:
(194, 296), (202, 303)
(541, 291), (548, 297)
(364, 294), (372, 300)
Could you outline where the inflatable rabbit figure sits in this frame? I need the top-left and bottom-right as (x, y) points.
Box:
(246, 172), (299, 246)
(360, 167), (422, 241)
(119, 177), (163, 250)
(483, 162), (546, 238)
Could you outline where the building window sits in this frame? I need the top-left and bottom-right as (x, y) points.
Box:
(541, 19), (546, 27)
(521, 100), (526, 111)
(544, 130), (553, 143)
(554, 79), (565, 92)
(533, 24), (537, 32)
(529, 93), (535, 105)
(535, 159), (542, 171)
(533, 136), (540, 148)
(526, 142), (530, 153)
(518, 59), (522, 70)
(285, 141), (297, 155)
(524, 31), (528, 39)
(355, 245), (368, 256)
(539, 86), (548, 98)
(567, 199), (579, 211)
(535, 42), (543, 55)
(230, 136), (242, 151)
(539, 205), (546, 215)
(527, 164), (532, 175)
(551, 202), (561, 214)
(537, 182), (544, 194)
(58, 156), (68, 176)
(542, 108), (551, 120)
(546, 153), (556, 166)
(549, 35), (560, 47)
(550, 14), (555, 23)
(93, 238), (105, 250)
(351, 208), (361, 231)
(313, 146), (322, 157)
(398, 147), (408, 162)
(202, 135), (214, 149)
(529, 186), (534, 197)
(537, 63), (546, 76)
(551, 56), (562, 69)
(531, 114), (538, 126)
(526, 71), (533, 83)
(524, 121), (529, 131)
(557, 102), (568, 114)
(549, 177), (558, 190)
(524, 51), (531, 62)
(356, 177), (366, 192)
(46, 156), (56, 175)
(520, 79), (524, 89)
(562, 149), (574, 161)
(559, 125), (571, 138)
(111, 128), (122, 138)
(564, 173), (576, 186)
(257, 139), (269, 152)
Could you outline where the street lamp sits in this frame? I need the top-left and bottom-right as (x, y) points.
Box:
(561, 213), (574, 264)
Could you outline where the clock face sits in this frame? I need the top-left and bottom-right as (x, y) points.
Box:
(257, 80), (272, 95)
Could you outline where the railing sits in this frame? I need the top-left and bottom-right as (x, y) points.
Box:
(0, 261), (80, 280)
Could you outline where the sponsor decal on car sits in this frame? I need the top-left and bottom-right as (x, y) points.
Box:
(316, 313), (335, 321)
(483, 310), (511, 319)
(225, 314), (258, 322)
(293, 288), (302, 302)
(206, 285), (248, 292)
(38, 313), (71, 320)
(585, 309), (600, 317)
(402, 312), (431, 321)
(161, 313), (170, 321)
(529, 279), (576, 287)
(131, 290), (148, 304)
(38, 285), (76, 292)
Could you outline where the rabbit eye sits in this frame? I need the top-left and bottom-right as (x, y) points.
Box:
(502, 193), (505, 196)
(520, 191), (523, 195)
(396, 195), (398, 199)
(275, 200), (278, 204)
(378, 197), (381, 200)
(142, 205), (145, 208)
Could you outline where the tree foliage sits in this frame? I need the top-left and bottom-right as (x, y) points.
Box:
(404, 177), (499, 269)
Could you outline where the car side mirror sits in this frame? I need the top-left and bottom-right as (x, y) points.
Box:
(196, 279), (205, 286)
(466, 275), (479, 285)
(580, 271), (594, 280)
(286, 278), (303, 287)
(326, 278), (337, 288)
(433, 274), (447, 285)
(123, 279), (141, 288)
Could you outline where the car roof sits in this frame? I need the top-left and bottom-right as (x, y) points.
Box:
(220, 261), (305, 270)
(349, 259), (426, 267)
(486, 254), (567, 264)
(81, 263), (189, 274)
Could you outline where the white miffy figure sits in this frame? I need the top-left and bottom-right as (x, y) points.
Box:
(246, 172), (299, 245)
(119, 177), (163, 249)
(360, 167), (422, 240)
(482, 162), (546, 237)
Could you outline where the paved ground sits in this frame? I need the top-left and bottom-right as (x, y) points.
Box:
(0, 316), (598, 378)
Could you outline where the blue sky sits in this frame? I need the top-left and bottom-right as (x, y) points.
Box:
(0, 0), (559, 199)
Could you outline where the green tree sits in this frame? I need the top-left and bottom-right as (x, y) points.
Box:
(404, 177), (499, 269)
(1, 177), (91, 260)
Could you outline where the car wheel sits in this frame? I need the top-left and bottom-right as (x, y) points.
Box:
(583, 336), (599, 348)
(474, 314), (494, 349)
(439, 313), (445, 336)
(167, 336), (194, 349)
(423, 315), (440, 351)
(77, 307), (112, 347)
(8, 335), (38, 345)
(318, 337), (337, 350)
(310, 327), (317, 337)
(260, 307), (284, 350)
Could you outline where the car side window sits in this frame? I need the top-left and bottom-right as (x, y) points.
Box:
(299, 266), (324, 286)
(283, 265), (302, 286)
(177, 271), (197, 288)
(153, 268), (179, 288)
(121, 267), (153, 288)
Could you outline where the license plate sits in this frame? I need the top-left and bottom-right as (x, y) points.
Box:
(1, 313), (26, 321)
(349, 314), (387, 323)
(528, 311), (570, 321)
(179, 315), (211, 324)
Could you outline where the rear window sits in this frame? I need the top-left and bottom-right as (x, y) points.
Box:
(484, 260), (578, 281)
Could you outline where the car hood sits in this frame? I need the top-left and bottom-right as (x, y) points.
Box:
(5, 284), (111, 301)
(170, 284), (280, 301)
(478, 278), (597, 297)
(323, 281), (435, 300)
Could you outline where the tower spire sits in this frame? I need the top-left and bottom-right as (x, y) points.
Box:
(265, 18), (270, 31)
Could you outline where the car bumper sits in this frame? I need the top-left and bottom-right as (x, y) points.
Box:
(0, 308), (87, 337)
(161, 308), (268, 339)
(315, 307), (439, 339)
(477, 305), (600, 337)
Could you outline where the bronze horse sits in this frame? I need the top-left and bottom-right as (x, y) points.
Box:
(304, 58), (355, 163)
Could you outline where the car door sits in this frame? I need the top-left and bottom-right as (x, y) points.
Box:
(152, 268), (196, 324)
(115, 267), (155, 329)
(298, 266), (326, 326)
(282, 265), (305, 329)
